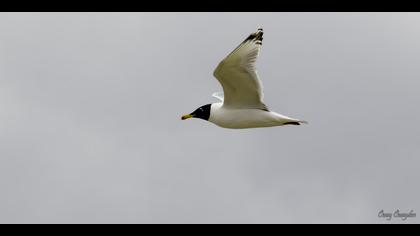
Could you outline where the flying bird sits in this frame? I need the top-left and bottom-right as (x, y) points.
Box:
(181, 28), (307, 129)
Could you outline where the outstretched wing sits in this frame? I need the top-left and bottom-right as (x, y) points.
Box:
(213, 28), (268, 111)
(212, 92), (224, 102)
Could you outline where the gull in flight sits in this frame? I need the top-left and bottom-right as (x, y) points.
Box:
(181, 28), (307, 129)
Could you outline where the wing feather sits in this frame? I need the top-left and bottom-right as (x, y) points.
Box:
(213, 28), (268, 111)
(212, 92), (224, 102)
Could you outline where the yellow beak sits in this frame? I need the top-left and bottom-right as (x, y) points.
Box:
(181, 114), (194, 120)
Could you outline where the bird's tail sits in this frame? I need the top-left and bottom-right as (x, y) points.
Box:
(283, 120), (308, 126)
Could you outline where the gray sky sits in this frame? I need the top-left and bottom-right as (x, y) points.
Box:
(0, 12), (419, 224)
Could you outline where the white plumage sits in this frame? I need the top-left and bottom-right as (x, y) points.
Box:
(182, 28), (307, 129)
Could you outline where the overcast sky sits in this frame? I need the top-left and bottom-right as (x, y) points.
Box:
(0, 12), (419, 224)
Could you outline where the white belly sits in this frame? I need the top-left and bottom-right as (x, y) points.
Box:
(208, 103), (296, 129)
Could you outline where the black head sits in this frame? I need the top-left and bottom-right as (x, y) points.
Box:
(181, 104), (211, 121)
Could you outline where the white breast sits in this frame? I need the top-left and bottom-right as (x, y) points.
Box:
(208, 103), (295, 129)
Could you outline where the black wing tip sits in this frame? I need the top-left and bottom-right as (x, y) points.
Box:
(244, 28), (264, 45)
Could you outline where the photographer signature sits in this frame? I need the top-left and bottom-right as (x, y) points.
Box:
(378, 209), (416, 221)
